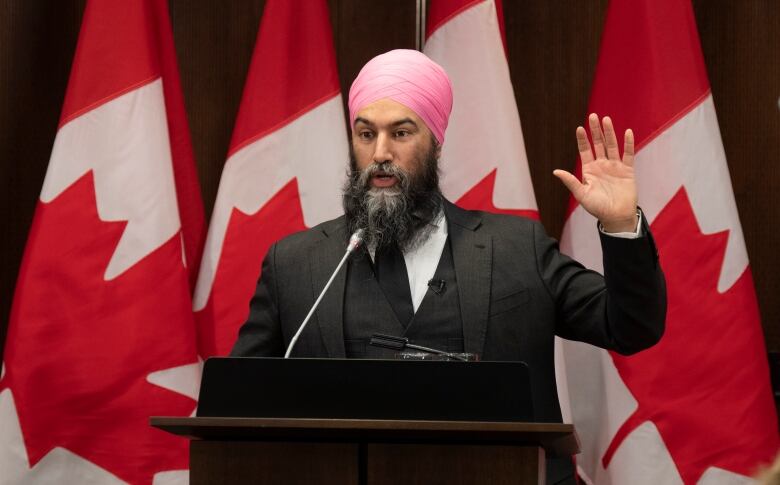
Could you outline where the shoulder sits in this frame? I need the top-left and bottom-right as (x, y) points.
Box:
(478, 211), (540, 234)
(444, 200), (543, 237)
(273, 214), (347, 253)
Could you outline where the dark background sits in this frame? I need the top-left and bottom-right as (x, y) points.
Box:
(1, 1), (778, 374)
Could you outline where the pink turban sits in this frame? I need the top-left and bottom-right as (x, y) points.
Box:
(348, 49), (453, 144)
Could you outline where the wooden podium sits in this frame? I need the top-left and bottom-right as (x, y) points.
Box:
(151, 416), (578, 485)
(151, 357), (578, 484)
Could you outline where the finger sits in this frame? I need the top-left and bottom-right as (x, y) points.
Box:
(588, 113), (606, 159)
(576, 126), (594, 165)
(553, 169), (587, 201)
(602, 116), (620, 160)
(623, 129), (635, 167)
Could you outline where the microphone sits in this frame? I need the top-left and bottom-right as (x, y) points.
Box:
(346, 229), (364, 252)
(284, 229), (364, 358)
(427, 278), (446, 295)
(369, 333), (469, 362)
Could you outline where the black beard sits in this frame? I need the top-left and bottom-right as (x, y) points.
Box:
(343, 144), (443, 252)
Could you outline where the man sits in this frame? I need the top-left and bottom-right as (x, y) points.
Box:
(231, 49), (666, 484)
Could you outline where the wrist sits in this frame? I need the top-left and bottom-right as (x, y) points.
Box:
(600, 213), (639, 233)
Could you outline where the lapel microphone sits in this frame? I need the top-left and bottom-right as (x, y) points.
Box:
(284, 229), (364, 358)
(428, 278), (446, 295)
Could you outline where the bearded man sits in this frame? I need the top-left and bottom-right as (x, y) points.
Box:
(231, 49), (666, 484)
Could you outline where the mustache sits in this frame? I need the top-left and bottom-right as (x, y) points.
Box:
(356, 161), (409, 190)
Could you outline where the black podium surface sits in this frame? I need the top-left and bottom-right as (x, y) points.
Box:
(197, 357), (534, 422)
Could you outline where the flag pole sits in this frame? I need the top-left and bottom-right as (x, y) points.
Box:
(416, 0), (426, 51)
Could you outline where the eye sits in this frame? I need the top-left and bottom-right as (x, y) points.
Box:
(357, 130), (374, 141)
(394, 129), (410, 138)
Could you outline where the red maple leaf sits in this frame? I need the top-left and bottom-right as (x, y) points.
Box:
(603, 188), (779, 483)
(455, 169), (539, 219)
(0, 173), (198, 484)
(195, 179), (306, 356)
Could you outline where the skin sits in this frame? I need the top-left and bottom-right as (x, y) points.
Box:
(554, 113), (639, 233)
(353, 101), (638, 233)
(352, 98), (440, 186)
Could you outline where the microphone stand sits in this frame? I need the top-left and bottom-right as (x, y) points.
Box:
(284, 229), (364, 358)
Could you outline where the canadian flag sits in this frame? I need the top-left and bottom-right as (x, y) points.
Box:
(558, 1), (779, 483)
(424, 0), (538, 218)
(0, 1), (204, 484)
(193, 0), (348, 357)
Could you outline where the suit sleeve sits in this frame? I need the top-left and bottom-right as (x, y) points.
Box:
(534, 215), (667, 355)
(230, 243), (285, 357)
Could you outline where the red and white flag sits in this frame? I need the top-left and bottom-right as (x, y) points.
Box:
(0, 1), (204, 483)
(193, 0), (348, 357)
(424, 0), (538, 218)
(558, 1), (779, 483)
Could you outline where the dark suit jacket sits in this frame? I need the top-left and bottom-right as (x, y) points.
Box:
(232, 200), (666, 426)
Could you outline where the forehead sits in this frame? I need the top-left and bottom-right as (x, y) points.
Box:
(353, 98), (427, 128)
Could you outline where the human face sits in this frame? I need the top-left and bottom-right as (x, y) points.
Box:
(351, 98), (438, 189)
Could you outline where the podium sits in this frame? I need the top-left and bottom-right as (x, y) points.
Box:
(151, 357), (579, 485)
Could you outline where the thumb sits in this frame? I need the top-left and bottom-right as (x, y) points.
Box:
(553, 169), (586, 201)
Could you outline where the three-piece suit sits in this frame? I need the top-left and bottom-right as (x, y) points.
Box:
(231, 199), (667, 484)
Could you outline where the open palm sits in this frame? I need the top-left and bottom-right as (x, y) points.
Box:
(554, 114), (638, 233)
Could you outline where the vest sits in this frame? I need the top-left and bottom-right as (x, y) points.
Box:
(343, 238), (464, 358)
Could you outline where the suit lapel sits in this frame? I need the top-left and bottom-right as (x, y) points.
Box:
(445, 202), (492, 356)
(309, 220), (348, 358)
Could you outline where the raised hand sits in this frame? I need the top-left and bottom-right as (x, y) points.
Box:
(554, 113), (639, 233)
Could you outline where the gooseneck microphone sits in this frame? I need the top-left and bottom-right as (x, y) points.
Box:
(369, 333), (470, 362)
(284, 229), (364, 358)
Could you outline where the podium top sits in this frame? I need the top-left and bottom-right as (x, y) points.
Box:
(197, 357), (534, 422)
(150, 416), (580, 457)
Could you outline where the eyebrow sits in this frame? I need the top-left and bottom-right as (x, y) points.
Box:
(353, 117), (419, 128)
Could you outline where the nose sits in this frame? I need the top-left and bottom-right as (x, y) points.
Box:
(372, 132), (393, 164)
